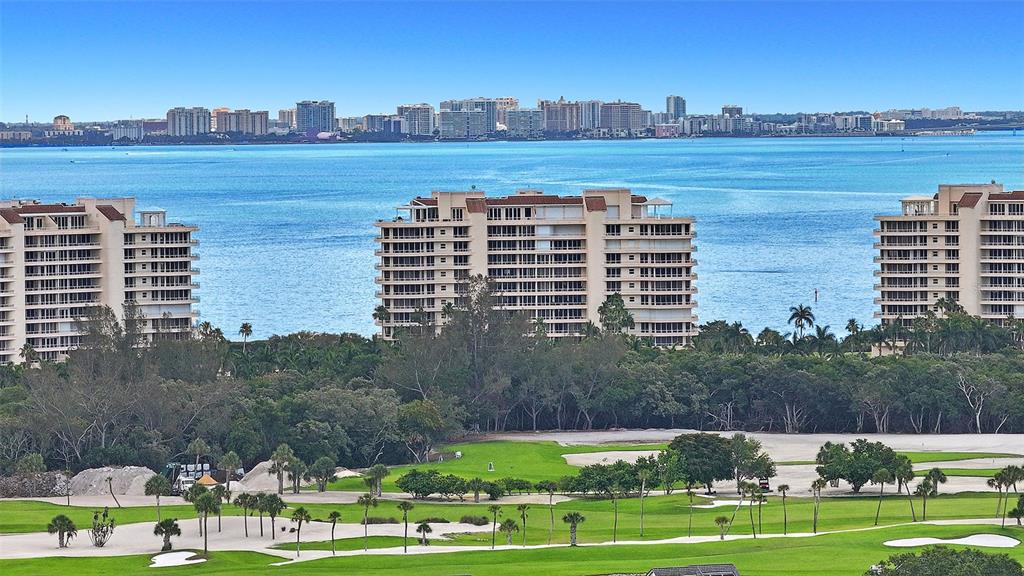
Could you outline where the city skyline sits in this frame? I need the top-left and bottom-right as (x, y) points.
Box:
(2, 1), (1023, 122)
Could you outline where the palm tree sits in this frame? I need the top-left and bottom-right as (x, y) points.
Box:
(610, 483), (623, 543)
(893, 456), (917, 522)
(186, 437), (210, 468)
(144, 475), (171, 522)
(397, 501), (414, 553)
(872, 468), (894, 526)
(515, 504), (530, 546)
(562, 512), (585, 547)
(777, 484), (790, 535)
(915, 477), (934, 521)
(186, 484), (210, 536)
(194, 492), (220, 554)
(290, 506), (311, 558)
(1008, 495), (1024, 527)
(488, 504), (502, 549)
(263, 494), (286, 540)
(47, 514), (77, 548)
(743, 483), (757, 539)
(254, 493), (267, 537)
(366, 464), (390, 497)
(154, 518), (181, 551)
(269, 443), (294, 495)
(788, 304), (815, 340)
(811, 478), (826, 533)
(637, 468), (650, 536)
(218, 451), (242, 492)
(536, 480), (557, 545)
(499, 518), (519, 545)
(373, 305), (391, 325)
(846, 318), (861, 336)
(468, 477), (485, 503)
(239, 322), (253, 353)
(686, 484), (695, 537)
(327, 511), (341, 555)
(416, 521), (432, 546)
(234, 493), (254, 537)
(358, 493), (378, 551)
(211, 484), (229, 532)
(714, 516), (729, 540)
(926, 468), (948, 495)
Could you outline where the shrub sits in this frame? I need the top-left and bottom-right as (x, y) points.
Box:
(460, 515), (489, 526)
(415, 516), (449, 523)
(361, 516), (398, 525)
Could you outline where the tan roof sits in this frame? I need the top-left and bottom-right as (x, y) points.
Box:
(196, 474), (218, 486)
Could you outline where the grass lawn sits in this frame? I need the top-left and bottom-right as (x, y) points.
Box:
(3, 491), (1011, 547)
(328, 440), (668, 492)
(271, 535), (408, 552)
(2, 524), (1023, 576)
(898, 451), (1021, 464)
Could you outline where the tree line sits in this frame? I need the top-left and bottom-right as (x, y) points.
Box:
(0, 280), (1022, 476)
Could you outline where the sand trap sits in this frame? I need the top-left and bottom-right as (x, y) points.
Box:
(884, 534), (1020, 548)
(693, 500), (745, 509)
(563, 450), (660, 467)
(150, 551), (206, 567)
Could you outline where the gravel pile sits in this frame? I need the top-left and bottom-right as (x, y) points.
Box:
(69, 466), (157, 496)
(0, 471), (71, 498)
(237, 460), (279, 492)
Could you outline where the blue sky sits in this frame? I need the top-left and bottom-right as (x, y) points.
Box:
(2, 1), (1022, 122)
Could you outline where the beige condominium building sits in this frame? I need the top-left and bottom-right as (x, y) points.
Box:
(874, 182), (1024, 326)
(374, 188), (698, 346)
(0, 198), (199, 363)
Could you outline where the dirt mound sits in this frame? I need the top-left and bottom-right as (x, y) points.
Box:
(238, 460), (279, 492)
(69, 466), (157, 496)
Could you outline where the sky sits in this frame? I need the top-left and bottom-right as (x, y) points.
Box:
(2, 1), (1023, 122)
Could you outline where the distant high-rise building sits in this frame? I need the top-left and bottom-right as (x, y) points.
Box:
(211, 107), (231, 132)
(578, 100), (603, 130)
(440, 98), (499, 132)
(44, 115), (83, 137)
(666, 95), (687, 121)
(494, 97), (519, 124)
(296, 100), (336, 134)
(166, 107), (212, 137)
(505, 109), (545, 138)
(439, 109), (487, 139)
(337, 117), (362, 131)
(721, 105), (743, 117)
(215, 109), (268, 135)
(278, 109), (296, 129)
(397, 104), (436, 136)
(538, 97), (580, 132)
(109, 120), (145, 141)
(600, 101), (646, 131)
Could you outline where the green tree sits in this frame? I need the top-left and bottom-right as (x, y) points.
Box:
(186, 437), (210, 467)
(211, 484), (229, 532)
(14, 453), (45, 474)
(488, 504), (502, 549)
(499, 518), (519, 546)
(598, 293), (635, 333)
(915, 477), (935, 521)
(366, 464), (390, 497)
(309, 456), (336, 492)
(714, 516), (729, 540)
(234, 493), (255, 537)
(358, 493), (378, 551)
(811, 478), (826, 533)
(416, 521), (432, 546)
(926, 467), (948, 495)
(669, 433), (734, 494)
(144, 475), (171, 522)
(47, 514), (77, 548)
(1008, 494), (1024, 527)
(872, 468), (894, 526)
(262, 494), (286, 540)
(290, 506), (311, 558)
(269, 443), (294, 495)
(517, 503), (530, 546)
(218, 451), (242, 491)
(239, 322), (253, 353)
(326, 511), (341, 555)
(184, 484), (209, 536)
(397, 501), (414, 553)
(777, 484), (790, 535)
(562, 511), (585, 546)
(153, 518), (181, 552)
(193, 492), (220, 554)
(788, 304), (815, 340)
(868, 547), (1023, 576)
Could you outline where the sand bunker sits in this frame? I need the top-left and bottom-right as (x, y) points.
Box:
(884, 534), (1020, 548)
(238, 461), (360, 493)
(69, 466), (157, 496)
(562, 450), (660, 467)
(150, 551), (206, 567)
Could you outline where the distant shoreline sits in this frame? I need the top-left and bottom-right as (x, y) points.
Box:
(4, 128), (1020, 149)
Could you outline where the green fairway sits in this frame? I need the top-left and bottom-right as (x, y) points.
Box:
(898, 451), (1021, 464)
(271, 535), (408, 552)
(328, 440), (668, 492)
(2, 491), (1011, 546)
(2, 524), (1022, 576)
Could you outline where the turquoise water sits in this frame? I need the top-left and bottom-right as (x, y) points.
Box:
(1, 134), (1022, 338)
